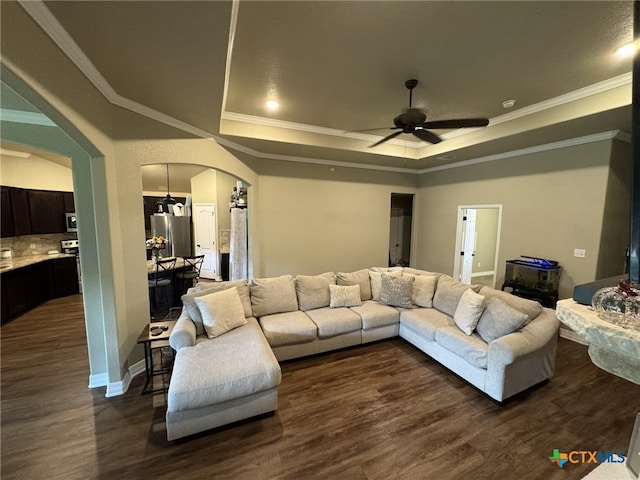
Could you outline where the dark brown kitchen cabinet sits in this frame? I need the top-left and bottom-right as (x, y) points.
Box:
(1, 256), (78, 324)
(28, 190), (66, 234)
(51, 257), (79, 297)
(1, 186), (33, 237)
(1, 187), (14, 237)
(63, 191), (75, 213)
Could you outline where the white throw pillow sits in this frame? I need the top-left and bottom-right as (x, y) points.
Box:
(194, 287), (247, 338)
(329, 284), (362, 308)
(406, 273), (438, 308)
(453, 288), (486, 335)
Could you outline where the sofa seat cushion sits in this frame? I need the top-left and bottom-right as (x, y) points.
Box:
(400, 308), (454, 341)
(434, 326), (489, 369)
(350, 300), (400, 329)
(259, 310), (318, 347)
(168, 318), (281, 413)
(305, 307), (362, 338)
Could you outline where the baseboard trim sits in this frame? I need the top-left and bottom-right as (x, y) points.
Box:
(559, 327), (589, 346)
(88, 372), (108, 388)
(106, 371), (131, 398)
(129, 358), (146, 379)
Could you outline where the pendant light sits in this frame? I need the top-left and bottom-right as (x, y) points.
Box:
(162, 164), (176, 213)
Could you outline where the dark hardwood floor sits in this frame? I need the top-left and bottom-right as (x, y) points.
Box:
(2, 294), (639, 479)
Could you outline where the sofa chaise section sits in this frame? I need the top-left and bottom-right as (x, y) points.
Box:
(166, 289), (281, 441)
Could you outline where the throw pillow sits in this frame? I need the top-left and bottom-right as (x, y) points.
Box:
(194, 287), (247, 338)
(181, 280), (252, 336)
(478, 286), (542, 324)
(476, 297), (529, 343)
(379, 274), (414, 308)
(453, 288), (486, 335)
(336, 269), (372, 301)
(433, 275), (478, 316)
(369, 269), (403, 301)
(250, 275), (299, 317)
(408, 274), (438, 308)
(329, 284), (362, 308)
(295, 272), (336, 311)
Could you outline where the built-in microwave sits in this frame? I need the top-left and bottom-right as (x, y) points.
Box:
(65, 213), (78, 232)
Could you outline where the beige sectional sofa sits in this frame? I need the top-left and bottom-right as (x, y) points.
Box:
(166, 267), (559, 440)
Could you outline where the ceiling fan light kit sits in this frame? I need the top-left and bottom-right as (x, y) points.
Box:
(368, 79), (489, 148)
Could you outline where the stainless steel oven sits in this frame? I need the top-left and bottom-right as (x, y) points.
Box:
(61, 239), (81, 293)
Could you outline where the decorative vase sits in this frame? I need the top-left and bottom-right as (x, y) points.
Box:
(151, 247), (160, 262)
(592, 279), (640, 332)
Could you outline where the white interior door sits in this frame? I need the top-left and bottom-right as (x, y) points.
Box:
(194, 203), (219, 280)
(453, 204), (503, 288)
(460, 209), (477, 284)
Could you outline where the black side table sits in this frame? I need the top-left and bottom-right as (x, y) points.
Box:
(136, 320), (176, 394)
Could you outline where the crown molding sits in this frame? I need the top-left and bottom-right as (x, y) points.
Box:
(19, 1), (633, 176)
(418, 130), (620, 174)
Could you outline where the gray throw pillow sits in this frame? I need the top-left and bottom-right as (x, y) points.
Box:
(433, 275), (472, 316)
(379, 274), (414, 308)
(476, 297), (529, 343)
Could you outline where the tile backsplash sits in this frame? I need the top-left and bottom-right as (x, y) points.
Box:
(1, 233), (77, 258)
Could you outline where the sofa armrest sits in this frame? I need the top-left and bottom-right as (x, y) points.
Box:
(488, 308), (560, 365)
(169, 308), (197, 351)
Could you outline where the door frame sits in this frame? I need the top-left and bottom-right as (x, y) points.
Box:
(453, 204), (503, 287)
(193, 202), (220, 280)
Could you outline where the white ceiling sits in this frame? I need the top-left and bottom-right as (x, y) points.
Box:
(5, 1), (637, 177)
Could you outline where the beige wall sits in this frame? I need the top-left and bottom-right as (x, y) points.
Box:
(0, 154), (74, 191)
(249, 159), (418, 277)
(416, 140), (616, 299)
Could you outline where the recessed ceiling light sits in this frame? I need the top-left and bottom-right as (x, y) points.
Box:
(502, 99), (516, 108)
(615, 42), (637, 57)
(266, 100), (280, 111)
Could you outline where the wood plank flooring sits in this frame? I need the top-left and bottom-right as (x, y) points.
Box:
(2, 294), (639, 479)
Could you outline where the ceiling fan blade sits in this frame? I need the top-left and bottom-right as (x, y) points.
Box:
(412, 129), (442, 144)
(369, 130), (404, 147)
(351, 126), (397, 133)
(423, 118), (489, 129)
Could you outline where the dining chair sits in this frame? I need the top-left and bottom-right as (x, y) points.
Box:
(148, 257), (177, 315)
(176, 255), (205, 294)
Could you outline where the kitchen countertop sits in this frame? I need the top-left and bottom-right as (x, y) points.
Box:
(0, 253), (76, 273)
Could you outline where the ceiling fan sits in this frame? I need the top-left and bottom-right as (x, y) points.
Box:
(367, 79), (489, 148)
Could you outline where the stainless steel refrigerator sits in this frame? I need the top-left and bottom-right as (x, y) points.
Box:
(151, 214), (192, 258)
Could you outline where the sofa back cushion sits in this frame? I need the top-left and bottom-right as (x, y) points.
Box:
(295, 272), (336, 311)
(478, 286), (542, 321)
(182, 280), (252, 336)
(337, 269), (372, 301)
(251, 275), (299, 317)
(433, 275), (474, 316)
